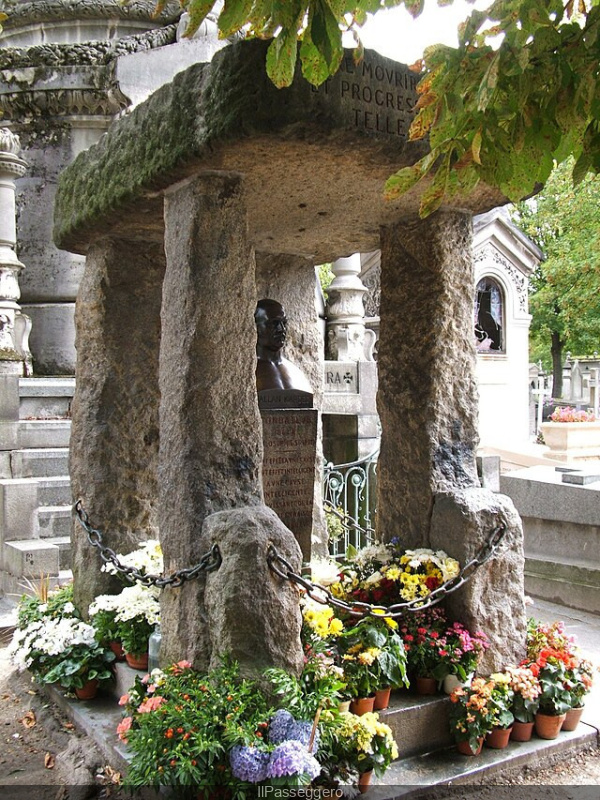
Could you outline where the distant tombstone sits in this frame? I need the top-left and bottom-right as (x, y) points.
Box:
(571, 360), (583, 401)
(255, 299), (317, 561)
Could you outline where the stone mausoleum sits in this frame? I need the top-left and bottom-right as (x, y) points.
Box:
(47, 32), (528, 674)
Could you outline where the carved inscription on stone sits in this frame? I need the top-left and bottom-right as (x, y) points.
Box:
(311, 54), (419, 139)
(324, 362), (359, 394)
(261, 409), (318, 561)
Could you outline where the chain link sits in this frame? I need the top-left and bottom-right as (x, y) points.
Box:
(74, 500), (221, 588)
(267, 523), (508, 618)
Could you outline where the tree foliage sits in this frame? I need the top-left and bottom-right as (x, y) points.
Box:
(147, 0), (600, 218)
(513, 159), (600, 394)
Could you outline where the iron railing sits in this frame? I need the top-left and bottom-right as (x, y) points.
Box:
(323, 447), (379, 558)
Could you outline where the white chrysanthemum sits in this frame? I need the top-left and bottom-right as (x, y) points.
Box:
(351, 544), (394, 569)
(8, 617), (97, 671)
(102, 539), (163, 577)
(113, 583), (160, 626)
(310, 557), (340, 587)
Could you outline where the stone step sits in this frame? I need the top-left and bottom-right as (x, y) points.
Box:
(10, 447), (70, 479)
(373, 722), (597, 796)
(38, 476), (71, 507)
(525, 556), (600, 615)
(37, 505), (72, 539)
(19, 377), (75, 420)
(0, 477), (40, 541)
(17, 419), (71, 449)
(379, 692), (452, 758)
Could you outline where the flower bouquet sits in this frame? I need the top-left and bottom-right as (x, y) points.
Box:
(432, 622), (489, 684)
(505, 665), (540, 724)
(448, 678), (497, 754)
(91, 582), (160, 666)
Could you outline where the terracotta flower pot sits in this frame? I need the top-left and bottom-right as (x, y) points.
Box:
(562, 706), (584, 732)
(125, 652), (149, 671)
(350, 696), (375, 716)
(415, 677), (437, 696)
(535, 712), (566, 740)
(485, 727), (512, 749)
(75, 678), (99, 700)
(109, 640), (125, 661)
(510, 721), (534, 742)
(456, 737), (484, 756)
(374, 686), (391, 710)
(358, 769), (373, 793)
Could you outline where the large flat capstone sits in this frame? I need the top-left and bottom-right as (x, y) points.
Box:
(54, 39), (505, 261)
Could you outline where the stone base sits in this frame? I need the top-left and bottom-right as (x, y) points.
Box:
(21, 303), (75, 376)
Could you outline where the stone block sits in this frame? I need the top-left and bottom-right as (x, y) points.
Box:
(45, 536), (72, 570)
(37, 505), (72, 539)
(21, 303), (76, 376)
(0, 375), (19, 422)
(380, 693), (452, 758)
(3, 539), (60, 578)
(525, 557), (600, 615)
(477, 454), (501, 492)
(37, 477), (71, 507)
(0, 478), (39, 543)
(562, 470), (600, 486)
(10, 448), (70, 479)
(17, 419), (71, 448)
(430, 487), (527, 672)
(18, 376), (75, 420)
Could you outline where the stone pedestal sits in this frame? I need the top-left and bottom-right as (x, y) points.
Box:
(159, 174), (263, 664)
(377, 212), (480, 546)
(70, 237), (164, 613)
(326, 254), (371, 361)
(261, 407), (318, 562)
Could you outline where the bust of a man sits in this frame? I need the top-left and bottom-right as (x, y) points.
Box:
(255, 299), (313, 393)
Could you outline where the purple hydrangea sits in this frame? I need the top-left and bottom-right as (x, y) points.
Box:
(266, 740), (321, 780)
(229, 745), (270, 783)
(288, 721), (320, 753)
(268, 709), (295, 744)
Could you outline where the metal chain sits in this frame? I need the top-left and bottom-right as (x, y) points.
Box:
(74, 500), (221, 588)
(267, 523), (508, 618)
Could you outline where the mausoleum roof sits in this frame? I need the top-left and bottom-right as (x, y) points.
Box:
(54, 39), (506, 262)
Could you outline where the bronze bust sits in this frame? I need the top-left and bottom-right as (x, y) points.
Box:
(255, 299), (313, 393)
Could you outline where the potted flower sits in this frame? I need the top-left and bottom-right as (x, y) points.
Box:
(563, 657), (594, 731)
(448, 678), (497, 755)
(92, 583), (160, 669)
(9, 614), (115, 699)
(88, 596), (124, 660)
(432, 622), (489, 693)
(505, 665), (541, 741)
(333, 710), (398, 791)
(485, 672), (515, 748)
(528, 648), (573, 738)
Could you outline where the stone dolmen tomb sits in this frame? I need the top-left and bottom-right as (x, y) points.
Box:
(55, 39), (526, 677)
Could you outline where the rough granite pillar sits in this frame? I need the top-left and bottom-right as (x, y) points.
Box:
(430, 488), (527, 671)
(160, 174), (264, 665)
(255, 252), (327, 559)
(377, 211), (480, 546)
(71, 238), (163, 613)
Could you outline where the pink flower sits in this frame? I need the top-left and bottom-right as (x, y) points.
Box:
(177, 660), (192, 669)
(118, 694), (129, 706)
(117, 716), (132, 742)
(137, 695), (166, 714)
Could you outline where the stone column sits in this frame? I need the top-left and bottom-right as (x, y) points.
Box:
(70, 237), (164, 613)
(377, 211), (480, 546)
(159, 174), (264, 665)
(326, 254), (370, 361)
(0, 129), (29, 376)
(256, 252), (327, 559)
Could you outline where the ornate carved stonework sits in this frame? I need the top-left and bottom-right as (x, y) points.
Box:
(2, 0), (180, 28)
(0, 84), (130, 117)
(474, 245), (528, 313)
(362, 265), (381, 319)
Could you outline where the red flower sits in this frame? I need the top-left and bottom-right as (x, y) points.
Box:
(405, 634), (414, 642)
(425, 576), (440, 590)
(430, 631), (439, 639)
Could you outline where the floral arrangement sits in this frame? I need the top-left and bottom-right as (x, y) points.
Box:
(448, 678), (498, 751)
(329, 541), (460, 607)
(566, 658), (595, 709)
(90, 580), (160, 657)
(333, 710), (398, 777)
(397, 607), (448, 679)
(301, 597), (344, 643)
(431, 622), (489, 682)
(549, 406), (596, 422)
(118, 658), (399, 794)
(8, 611), (115, 692)
(504, 665), (541, 723)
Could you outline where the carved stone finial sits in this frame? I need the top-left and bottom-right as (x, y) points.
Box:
(0, 129), (21, 156)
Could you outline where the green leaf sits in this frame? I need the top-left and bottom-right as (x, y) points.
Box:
(182, 0), (216, 38)
(266, 29), (299, 88)
(383, 164), (423, 200)
(218, 0), (254, 37)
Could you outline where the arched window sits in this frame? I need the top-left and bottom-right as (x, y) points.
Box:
(474, 277), (504, 353)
